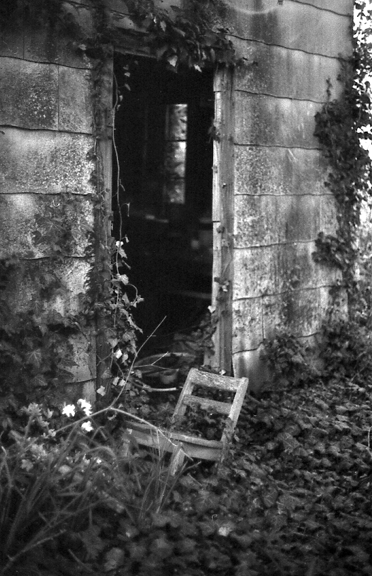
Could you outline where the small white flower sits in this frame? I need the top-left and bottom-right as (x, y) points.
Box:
(77, 399), (92, 416)
(62, 404), (76, 418)
(58, 464), (72, 476)
(81, 421), (93, 432)
(218, 522), (235, 537)
(22, 403), (42, 417)
(97, 386), (106, 396)
(30, 444), (49, 461)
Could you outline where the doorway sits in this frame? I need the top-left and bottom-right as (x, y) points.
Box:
(112, 54), (214, 350)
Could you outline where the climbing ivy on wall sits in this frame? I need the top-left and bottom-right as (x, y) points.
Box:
(313, 0), (372, 317)
(126, 0), (235, 69)
(260, 2), (372, 391)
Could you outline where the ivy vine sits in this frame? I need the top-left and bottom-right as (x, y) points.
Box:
(261, 2), (372, 391)
(313, 1), (372, 316)
(126, 0), (235, 70)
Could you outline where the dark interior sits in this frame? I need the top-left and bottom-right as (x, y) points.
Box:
(112, 54), (214, 350)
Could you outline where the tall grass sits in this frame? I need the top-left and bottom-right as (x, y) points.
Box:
(0, 409), (184, 574)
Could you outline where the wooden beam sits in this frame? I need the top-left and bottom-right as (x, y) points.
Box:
(212, 67), (235, 374)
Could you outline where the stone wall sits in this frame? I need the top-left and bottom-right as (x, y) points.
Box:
(217, 0), (354, 390)
(0, 10), (97, 401)
(0, 0), (354, 399)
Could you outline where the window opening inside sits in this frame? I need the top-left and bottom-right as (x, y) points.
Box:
(113, 55), (214, 352)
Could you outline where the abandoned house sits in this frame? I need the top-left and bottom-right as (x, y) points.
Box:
(0, 0), (354, 401)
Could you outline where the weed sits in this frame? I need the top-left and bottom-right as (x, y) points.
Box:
(0, 401), (183, 575)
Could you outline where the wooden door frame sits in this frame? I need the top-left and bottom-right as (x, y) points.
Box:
(101, 49), (235, 377)
(212, 67), (235, 374)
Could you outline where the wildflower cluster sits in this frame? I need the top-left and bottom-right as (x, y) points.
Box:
(62, 398), (94, 432)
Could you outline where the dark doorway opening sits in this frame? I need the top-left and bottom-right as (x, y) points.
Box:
(112, 55), (214, 351)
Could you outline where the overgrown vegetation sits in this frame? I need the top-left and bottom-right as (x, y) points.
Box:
(0, 400), (184, 576)
(0, 355), (371, 575)
(1, 0), (372, 575)
(313, 0), (372, 315)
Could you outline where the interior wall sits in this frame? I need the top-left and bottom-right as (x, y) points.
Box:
(220, 0), (354, 391)
(0, 10), (97, 401)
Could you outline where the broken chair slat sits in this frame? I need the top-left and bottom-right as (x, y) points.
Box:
(181, 395), (231, 415)
(178, 369), (244, 392)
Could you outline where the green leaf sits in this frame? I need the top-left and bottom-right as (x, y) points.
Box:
(150, 536), (173, 559)
(78, 525), (106, 560)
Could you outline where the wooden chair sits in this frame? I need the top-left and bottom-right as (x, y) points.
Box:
(124, 368), (249, 473)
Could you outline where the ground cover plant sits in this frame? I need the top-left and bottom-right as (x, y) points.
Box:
(1, 331), (371, 576)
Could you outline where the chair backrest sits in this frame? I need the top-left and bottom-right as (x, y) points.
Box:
(171, 368), (249, 445)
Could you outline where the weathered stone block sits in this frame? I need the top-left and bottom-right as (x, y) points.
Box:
(276, 195), (320, 244)
(318, 285), (348, 320)
(234, 195), (320, 248)
(232, 346), (272, 394)
(262, 288), (320, 339)
(224, 1), (352, 58)
(235, 93), (319, 148)
(56, 4), (95, 67)
(234, 195), (277, 248)
(315, 259), (343, 289)
(0, 58), (58, 129)
(234, 242), (322, 300)
(0, 24), (23, 58)
(234, 246), (276, 299)
(58, 67), (93, 133)
(232, 297), (263, 353)
(0, 128), (95, 194)
(24, 23), (58, 63)
(320, 194), (339, 235)
(233, 332), (323, 392)
(0, 194), (94, 259)
(23, 14), (93, 69)
(63, 380), (96, 404)
(57, 39), (94, 69)
(235, 146), (326, 196)
(3, 258), (91, 317)
(234, 40), (343, 102)
(276, 242), (317, 294)
(60, 332), (96, 385)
